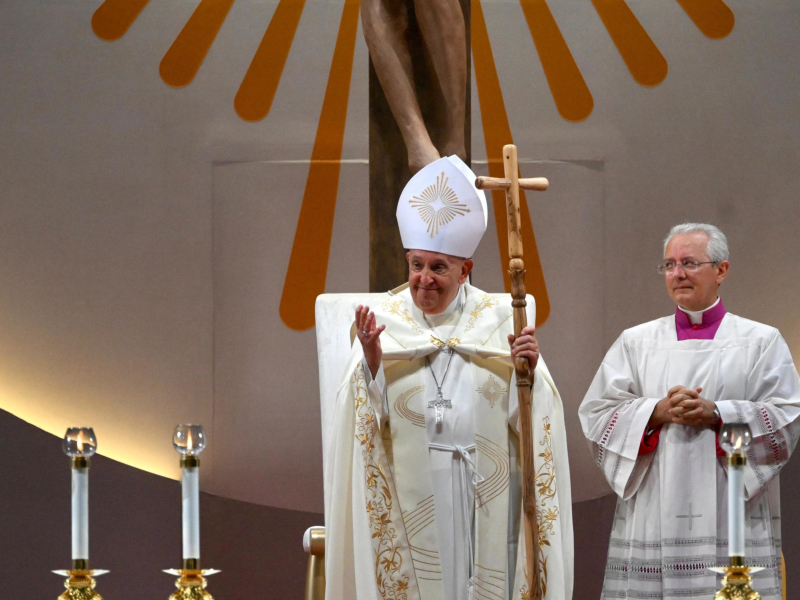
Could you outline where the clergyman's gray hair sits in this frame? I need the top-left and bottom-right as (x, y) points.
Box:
(663, 223), (729, 262)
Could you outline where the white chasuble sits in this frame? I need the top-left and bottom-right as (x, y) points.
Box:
(580, 313), (800, 600)
(324, 283), (573, 600)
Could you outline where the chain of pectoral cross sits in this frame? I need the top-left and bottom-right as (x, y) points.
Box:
(426, 348), (455, 428)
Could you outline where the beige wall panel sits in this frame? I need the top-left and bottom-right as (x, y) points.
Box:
(211, 158), (367, 512)
(0, 0), (221, 479)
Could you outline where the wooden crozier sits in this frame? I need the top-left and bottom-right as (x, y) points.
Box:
(476, 144), (548, 598)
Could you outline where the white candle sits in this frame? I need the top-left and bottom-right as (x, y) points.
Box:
(182, 464), (200, 560)
(71, 466), (89, 560)
(728, 460), (745, 557)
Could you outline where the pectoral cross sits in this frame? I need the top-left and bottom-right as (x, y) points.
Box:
(428, 393), (452, 427)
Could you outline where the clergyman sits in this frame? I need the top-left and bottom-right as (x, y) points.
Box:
(579, 223), (800, 599)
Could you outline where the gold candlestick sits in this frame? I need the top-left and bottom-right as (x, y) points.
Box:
(163, 564), (220, 600)
(711, 558), (763, 600)
(53, 565), (109, 600)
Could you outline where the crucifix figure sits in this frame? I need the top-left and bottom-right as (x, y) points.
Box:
(362, 0), (467, 173)
(364, 0), (471, 291)
(475, 145), (549, 597)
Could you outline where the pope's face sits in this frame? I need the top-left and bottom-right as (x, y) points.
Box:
(664, 232), (729, 311)
(407, 250), (473, 315)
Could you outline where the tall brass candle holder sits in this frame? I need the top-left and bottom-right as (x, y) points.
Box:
(711, 423), (762, 600)
(164, 424), (219, 600)
(53, 427), (110, 600)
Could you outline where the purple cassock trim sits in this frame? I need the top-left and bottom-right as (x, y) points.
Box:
(675, 299), (727, 341)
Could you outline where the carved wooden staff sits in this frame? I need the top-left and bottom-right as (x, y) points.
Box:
(476, 144), (548, 597)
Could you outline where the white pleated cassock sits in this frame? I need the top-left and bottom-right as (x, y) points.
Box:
(579, 311), (800, 600)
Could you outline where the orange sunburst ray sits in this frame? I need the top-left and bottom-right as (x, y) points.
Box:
(591, 0), (668, 87)
(160, 0), (236, 88)
(279, 0), (360, 331)
(519, 0), (594, 123)
(92, 0), (151, 41)
(675, 0), (734, 39)
(472, 0), (550, 327)
(234, 0), (309, 122)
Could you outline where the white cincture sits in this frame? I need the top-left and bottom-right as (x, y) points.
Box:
(428, 443), (486, 587)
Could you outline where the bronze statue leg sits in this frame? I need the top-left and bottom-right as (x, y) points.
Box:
(362, 0), (440, 172)
(414, 0), (467, 161)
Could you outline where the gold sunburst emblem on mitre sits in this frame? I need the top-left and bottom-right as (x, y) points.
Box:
(397, 155), (487, 258)
(409, 172), (470, 238)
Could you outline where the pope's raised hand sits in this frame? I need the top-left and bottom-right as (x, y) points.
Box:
(508, 325), (539, 371)
(356, 305), (386, 379)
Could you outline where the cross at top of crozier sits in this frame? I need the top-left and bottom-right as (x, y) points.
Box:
(475, 145), (548, 261)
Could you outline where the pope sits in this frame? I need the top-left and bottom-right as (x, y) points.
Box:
(324, 156), (574, 600)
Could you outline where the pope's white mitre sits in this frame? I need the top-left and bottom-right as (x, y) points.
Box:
(396, 156), (488, 258)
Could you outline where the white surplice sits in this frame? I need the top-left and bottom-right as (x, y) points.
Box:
(580, 311), (800, 599)
(324, 283), (573, 600)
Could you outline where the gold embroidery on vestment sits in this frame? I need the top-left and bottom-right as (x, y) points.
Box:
(465, 294), (500, 332)
(394, 386), (425, 428)
(517, 417), (558, 600)
(381, 299), (423, 335)
(477, 375), (508, 408)
(353, 364), (412, 599)
(535, 417), (560, 599)
(430, 335), (460, 349)
(475, 434), (510, 508)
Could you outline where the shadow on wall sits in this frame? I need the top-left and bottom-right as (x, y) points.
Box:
(1, 406), (798, 598)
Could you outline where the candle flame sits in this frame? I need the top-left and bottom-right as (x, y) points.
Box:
(77, 430), (84, 452)
(734, 435), (742, 450)
(187, 429), (193, 451)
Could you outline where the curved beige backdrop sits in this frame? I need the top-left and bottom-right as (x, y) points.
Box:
(1, 0), (799, 516)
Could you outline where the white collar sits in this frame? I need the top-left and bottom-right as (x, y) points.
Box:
(422, 285), (464, 329)
(678, 296), (720, 325)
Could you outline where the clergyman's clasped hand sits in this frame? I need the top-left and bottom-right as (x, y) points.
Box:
(355, 305), (385, 379)
(649, 385), (719, 429)
(508, 325), (540, 371)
